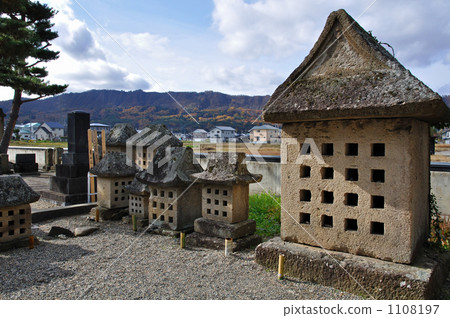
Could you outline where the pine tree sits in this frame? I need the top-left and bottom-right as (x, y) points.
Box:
(0, 0), (67, 153)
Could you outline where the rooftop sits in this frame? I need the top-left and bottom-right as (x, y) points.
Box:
(0, 175), (40, 207)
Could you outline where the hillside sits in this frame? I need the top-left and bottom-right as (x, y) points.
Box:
(0, 90), (270, 132)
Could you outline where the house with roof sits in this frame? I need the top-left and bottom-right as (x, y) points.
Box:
(209, 126), (236, 143)
(41, 122), (65, 140)
(193, 129), (208, 142)
(249, 124), (281, 144)
(90, 123), (111, 133)
(34, 125), (53, 140)
(442, 128), (450, 144)
(262, 9), (450, 264)
(16, 123), (40, 140)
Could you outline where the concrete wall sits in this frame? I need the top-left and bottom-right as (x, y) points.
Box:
(431, 171), (450, 218)
(7, 146), (66, 169)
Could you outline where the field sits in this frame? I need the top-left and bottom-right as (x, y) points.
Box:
(10, 140), (68, 148)
(186, 141), (281, 156)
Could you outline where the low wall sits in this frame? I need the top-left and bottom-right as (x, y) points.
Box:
(7, 146), (65, 169)
(431, 171), (450, 218)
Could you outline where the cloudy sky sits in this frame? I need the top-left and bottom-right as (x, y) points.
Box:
(0, 0), (449, 101)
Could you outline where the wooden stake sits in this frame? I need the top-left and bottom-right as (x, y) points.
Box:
(29, 236), (35, 249)
(93, 129), (99, 166)
(225, 238), (233, 256)
(87, 129), (96, 202)
(101, 130), (106, 159)
(180, 232), (186, 249)
(132, 215), (137, 232)
(278, 254), (285, 280)
(95, 208), (100, 222)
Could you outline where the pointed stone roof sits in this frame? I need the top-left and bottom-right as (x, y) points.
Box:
(124, 177), (150, 195)
(191, 152), (262, 185)
(106, 123), (137, 147)
(263, 9), (449, 124)
(90, 152), (138, 178)
(136, 147), (203, 188)
(126, 124), (182, 149)
(0, 175), (40, 207)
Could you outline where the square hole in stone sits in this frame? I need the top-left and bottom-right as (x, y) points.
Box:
(152, 201), (157, 208)
(300, 213), (310, 224)
(207, 188), (211, 194)
(321, 191), (334, 204)
(168, 217), (173, 223)
(114, 198), (118, 202)
(345, 193), (358, 206)
(322, 143), (334, 156)
(8, 220), (14, 226)
(214, 210), (219, 215)
(160, 203), (165, 209)
(215, 189), (220, 195)
(222, 211), (227, 217)
(153, 189), (157, 196)
(0, 232), (2, 237)
(20, 228), (25, 234)
(370, 221), (384, 235)
(300, 165), (311, 178)
(207, 208), (211, 214)
(371, 196), (384, 209)
(121, 189), (125, 193)
(160, 191), (165, 197)
(321, 215), (333, 228)
(152, 214), (157, 219)
(168, 205), (173, 211)
(215, 199), (219, 205)
(0, 212), (2, 217)
(372, 143), (385, 156)
(345, 143), (358, 156)
(19, 219), (25, 225)
(321, 167), (334, 179)
(345, 218), (358, 231)
(121, 181), (125, 186)
(207, 198), (211, 204)
(223, 190), (228, 196)
(121, 197), (125, 201)
(371, 169), (385, 183)
(115, 190), (118, 194)
(8, 210), (14, 216)
(9, 230), (14, 235)
(0, 221), (2, 227)
(160, 215), (165, 221)
(223, 200), (228, 206)
(19, 209), (25, 215)
(345, 168), (358, 181)
(115, 182), (119, 186)
(300, 189), (311, 202)
(168, 192), (173, 198)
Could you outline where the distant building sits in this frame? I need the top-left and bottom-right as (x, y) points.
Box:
(90, 123), (111, 133)
(16, 123), (40, 140)
(41, 122), (65, 140)
(249, 124), (281, 144)
(209, 126), (236, 143)
(442, 128), (450, 144)
(34, 125), (53, 140)
(193, 129), (208, 142)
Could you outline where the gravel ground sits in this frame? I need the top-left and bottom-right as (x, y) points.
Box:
(30, 200), (59, 210)
(0, 215), (361, 300)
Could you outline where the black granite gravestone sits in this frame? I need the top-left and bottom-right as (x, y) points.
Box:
(48, 111), (90, 205)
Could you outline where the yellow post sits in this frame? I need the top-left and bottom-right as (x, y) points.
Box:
(180, 232), (186, 248)
(132, 215), (137, 232)
(278, 254), (285, 280)
(225, 238), (233, 256)
(95, 208), (100, 222)
(29, 236), (35, 249)
(101, 130), (106, 159)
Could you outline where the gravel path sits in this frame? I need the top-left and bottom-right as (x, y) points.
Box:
(0, 215), (360, 300)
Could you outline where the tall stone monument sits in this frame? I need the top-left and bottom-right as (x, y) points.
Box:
(48, 111), (90, 205)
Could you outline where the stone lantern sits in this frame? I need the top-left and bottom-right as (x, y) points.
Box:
(105, 123), (137, 154)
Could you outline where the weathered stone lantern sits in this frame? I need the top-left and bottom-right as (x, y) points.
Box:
(105, 123), (137, 154)
(135, 147), (203, 231)
(188, 152), (262, 249)
(0, 175), (39, 250)
(90, 152), (138, 209)
(260, 9), (450, 264)
(125, 177), (150, 220)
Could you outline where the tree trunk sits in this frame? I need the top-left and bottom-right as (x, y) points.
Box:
(0, 89), (22, 154)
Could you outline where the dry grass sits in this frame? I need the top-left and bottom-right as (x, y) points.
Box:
(188, 142), (281, 156)
(436, 144), (450, 152)
(431, 154), (450, 163)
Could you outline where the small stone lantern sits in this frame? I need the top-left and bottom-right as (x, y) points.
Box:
(90, 152), (138, 209)
(189, 152), (263, 247)
(0, 175), (39, 250)
(125, 177), (150, 220)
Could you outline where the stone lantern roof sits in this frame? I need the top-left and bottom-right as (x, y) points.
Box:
(136, 147), (203, 188)
(263, 9), (450, 124)
(126, 124), (182, 149)
(191, 152), (262, 185)
(90, 152), (138, 178)
(124, 177), (150, 195)
(106, 123), (137, 147)
(0, 175), (40, 207)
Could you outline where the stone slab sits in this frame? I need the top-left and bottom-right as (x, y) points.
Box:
(38, 190), (88, 206)
(255, 237), (450, 300)
(15, 154), (36, 164)
(89, 206), (128, 221)
(14, 162), (38, 173)
(50, 176), (87, 194)
(62, 153), (89, 165)
(56, 164), (90, 178)
(194, 217), (256, 239)
(0, 236), (39, 252)
(32, 203), (97, 222)
(0, 154), (10, 174)
(67, 111), (90, 154)
(186, 232), (262, 252)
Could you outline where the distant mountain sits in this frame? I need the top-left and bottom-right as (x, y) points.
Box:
(0, 89), (270, 132)
(443, 95), (449, 107)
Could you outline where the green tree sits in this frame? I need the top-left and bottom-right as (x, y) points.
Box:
(0, 0), (67, 153)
